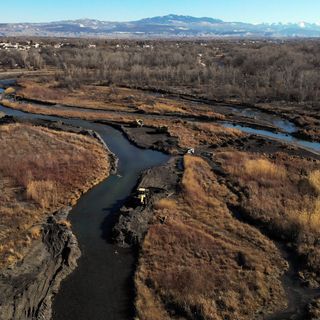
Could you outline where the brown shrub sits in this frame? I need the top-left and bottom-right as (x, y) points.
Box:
(168, 121), (243, 149)
(26, 180), (58, 208)
(4, 87), (15, 95)
(293, 198), (320, 232)
(309, 170), (320, 194)
(244, 159), (287, 183)
(29, 226), (42, 240)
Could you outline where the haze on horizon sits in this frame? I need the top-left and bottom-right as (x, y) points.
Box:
(1, 0), (320, 25)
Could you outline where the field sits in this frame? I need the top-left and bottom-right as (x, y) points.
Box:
(0, 122), (110, 268)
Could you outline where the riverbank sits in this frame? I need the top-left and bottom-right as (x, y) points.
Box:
(0, 207), (80, 320)
(109, 117), (320, 319)
(114, 151), (320, 320)
(0, 117), (113, 320)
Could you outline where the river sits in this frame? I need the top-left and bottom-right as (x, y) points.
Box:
(0, 91), (319, 319)
(222, 122), (320, 155)
(0, 102), (169, 320)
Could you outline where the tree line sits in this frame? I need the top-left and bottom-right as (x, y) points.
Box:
(1, 38), (320, 104)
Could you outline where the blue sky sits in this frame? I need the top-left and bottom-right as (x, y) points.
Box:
(1, 0), (320, 24)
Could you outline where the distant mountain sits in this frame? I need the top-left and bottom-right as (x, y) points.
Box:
(135, 14), (223, 25)
(1, 15), (320, 38)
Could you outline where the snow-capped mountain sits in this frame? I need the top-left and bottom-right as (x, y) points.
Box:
(1, 15), (320, 38)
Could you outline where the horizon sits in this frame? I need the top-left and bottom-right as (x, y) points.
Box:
(2, 13), (320, 25)
(1, 0), (320, 24)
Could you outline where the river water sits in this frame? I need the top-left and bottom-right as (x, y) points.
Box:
(213, 104), (297, 133)
(222, 122), (320, 155)
(0, 104), (169, 320)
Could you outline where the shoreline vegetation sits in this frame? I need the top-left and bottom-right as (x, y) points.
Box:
(0, 120), (112, 269)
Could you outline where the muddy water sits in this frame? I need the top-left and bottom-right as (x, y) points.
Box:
(0, 104), (169, 320)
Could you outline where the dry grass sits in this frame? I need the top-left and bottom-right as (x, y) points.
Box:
(295, 170), (320, 232)
(26, 180), (58, 208)
(135, 155), (287, 320)
(29, 226), (42, 240)
(4, 87), (15, 95)
(216, 150), (320, 277)
(244, 159), (287, 181)
(182, 155), (227, 207)
(167, 120), (244, 149)
(17, 78), (225, 120)
(309, 170), (320, 194)
(0, 98), (136, 124)
(293, 199), (320, 232)
(137, 101), (187, 115)
(137, 101), (224, 119)
(154, 198), (177, 210)
(0, 123), (110, 268)
(18, 79), (135, 113)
